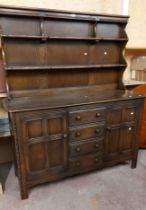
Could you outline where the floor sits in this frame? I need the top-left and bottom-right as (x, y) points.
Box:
(0, 162), (12, 192)
(0, 150), (146, 210)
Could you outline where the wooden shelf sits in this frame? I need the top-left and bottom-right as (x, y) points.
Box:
(2, 35), (128, 42)
(5, 64), (127, 71)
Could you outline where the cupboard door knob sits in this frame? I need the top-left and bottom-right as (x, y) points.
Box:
(128, 127), (132, 131)
(95, 143), (99, 148)
(95, 128), (100, 133)
(94, 158), (99, 163)
(76, 115), (81, 120)
(63, 134), (67, 138)
(76, 132), (81, 137)
(96, 113), (101, 117)
(130, 112), (134, 115)
(76, 162), (81, 167)
(76, 147), (81, 152)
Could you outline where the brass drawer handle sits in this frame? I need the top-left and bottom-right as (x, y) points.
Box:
(96, 113), (101, 117)
(76, 115), (81, 120)
(95, 128), (100, 133)
(76, 147), (81, 152)
(76, 161), (81, 167)
(95, 143), (99, 148)
(76, 131), (81, 137)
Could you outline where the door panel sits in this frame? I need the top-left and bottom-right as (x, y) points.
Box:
(105, 104), (137, 162)
(27, 119), (43, 138)
(105, 127), (120, 160)
(28, 142), (46, 172)
(18, 110), (68, 179)
(119, 125), (135, 151)
(48, 139), (66, 167)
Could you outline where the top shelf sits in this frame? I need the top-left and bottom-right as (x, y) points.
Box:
(2, 35), (128, 42)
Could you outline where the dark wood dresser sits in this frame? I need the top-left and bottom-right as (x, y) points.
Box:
(0, 5), (144, 199)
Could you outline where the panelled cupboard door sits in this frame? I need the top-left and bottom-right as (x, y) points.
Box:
(104, 104), (137, 162)
(105, 125), (136, 161)
(16, 110), (68, 181)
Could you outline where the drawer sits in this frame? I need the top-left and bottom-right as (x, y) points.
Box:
(69, 154), (102, 171)
(69, 123), (105, 141)
(70, 139), (103, 157)
(69, 107), (106, 125)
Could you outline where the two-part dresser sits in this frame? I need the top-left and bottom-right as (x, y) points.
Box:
(0, 5), (144, 199)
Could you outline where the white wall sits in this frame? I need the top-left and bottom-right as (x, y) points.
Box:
(0, 0), (122, 14)
(126, 0), (146, 48)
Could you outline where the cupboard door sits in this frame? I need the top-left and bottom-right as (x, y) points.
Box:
(105, 126), (120, 161)
(105, 124), (135, 161)
(18, 110), (68, 180)
(119, 124), (135, 155)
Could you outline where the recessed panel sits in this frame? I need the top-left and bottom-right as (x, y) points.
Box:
(122, 107), (136, 122)
(46, 41), (88, 65)
(97, 23), (125, 39)
(107, 108), (122, 124)
(89, 42), (123, 65)
(119, 126), (135, 150)
(27, 120), (43, 138)
(48, 118), (62, 135)
(44, 19), (92, 37)
(0, 16), (40, 36)
(4, 40), (44, 66)
(28, 142), (46, 172)
(48, 140), (65, 167)
(106, 128), (120, 154)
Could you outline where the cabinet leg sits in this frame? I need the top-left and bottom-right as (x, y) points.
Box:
(131, 155), (138, 169)
(20, 185), (29, 200)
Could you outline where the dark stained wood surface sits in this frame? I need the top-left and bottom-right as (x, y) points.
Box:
(0, 6), (144, 200)
(3, 89), (144, 112)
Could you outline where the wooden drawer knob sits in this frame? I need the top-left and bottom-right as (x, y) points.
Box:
(76, 115), (81, 120)
(94, 158), (99, 163)
(96, 113), (101, 117)
(76, 147), (81, 152)
(76, 162), (81, 167)
(95, 143), (99, 148)
(95, 128), (100, 133)
(63, 134), (67, 138)
(76, 132), (81, 137)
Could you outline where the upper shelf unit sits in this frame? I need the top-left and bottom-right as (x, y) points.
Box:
(0, 6), (129, 96)
(3, 39), (126, 68)
(0, 12), (128, 40)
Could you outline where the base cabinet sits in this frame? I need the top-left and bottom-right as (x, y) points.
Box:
(10, 98), (143, 199)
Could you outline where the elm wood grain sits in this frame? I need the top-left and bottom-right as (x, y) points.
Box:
(7, 69), (121, 91)
(0, 6), (144, 200)
(69, 138), (103, 157)
(3, 90), (143, 112)
(4, 40), (126, 66)
(9, 96), (144, 199)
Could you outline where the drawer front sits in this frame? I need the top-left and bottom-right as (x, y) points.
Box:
(69, 107), (106, 125)
(69, 154), (102, 171)
(70, 139), (103, 157)
(69, 123), (105, 141)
